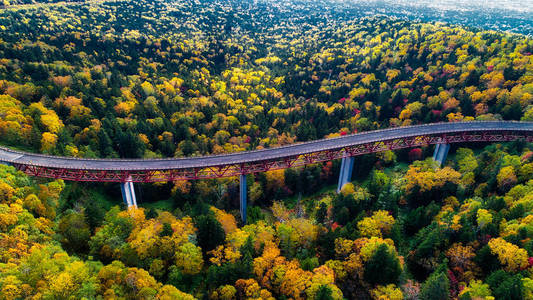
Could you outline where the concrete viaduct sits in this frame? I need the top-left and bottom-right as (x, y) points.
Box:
(1, 121), (532, 223)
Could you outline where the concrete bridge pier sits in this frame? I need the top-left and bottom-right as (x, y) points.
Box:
(121, 176), (137, 208)
(240, 174), (247, 224)
(337, 156), (355, 193)
(433, 143), (450, 167)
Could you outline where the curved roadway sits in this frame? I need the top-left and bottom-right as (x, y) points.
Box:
(0, 121), (532, 171)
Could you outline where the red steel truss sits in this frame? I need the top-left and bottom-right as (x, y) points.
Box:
(10, 130), (533, 183)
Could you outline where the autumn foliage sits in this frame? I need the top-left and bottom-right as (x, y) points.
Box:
(0, 0), (532, 298)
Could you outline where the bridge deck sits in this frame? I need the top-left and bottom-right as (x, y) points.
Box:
(0, 121), (531, 173)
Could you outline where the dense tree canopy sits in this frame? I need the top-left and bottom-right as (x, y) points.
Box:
(0, 0), (532, 299)
(0, 0), (530, 161)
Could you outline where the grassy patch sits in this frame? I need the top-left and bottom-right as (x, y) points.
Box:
(60, 182), (117, 212)
(139, 198), (175, 211)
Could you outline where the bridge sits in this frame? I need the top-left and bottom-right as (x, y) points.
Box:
(1, 121), (532, 223)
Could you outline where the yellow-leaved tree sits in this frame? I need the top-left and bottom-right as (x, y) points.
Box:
(357, 210), (395, 238)
(488, 238), (528, 272)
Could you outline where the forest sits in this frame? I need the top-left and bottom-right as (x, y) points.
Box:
(0, 0), (532, 299)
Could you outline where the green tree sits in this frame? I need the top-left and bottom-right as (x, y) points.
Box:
(363, 244), (402, 285)
(88, 206), (134, 262)
(486, 270), (523, 300)
(57, 211), (91, 254)
(316, 202), (328, 224)
(194, 214), (226, 252)
(419, 271), (450, 300)
(315, 285), (335, 300)
(206, 258), (253, 289)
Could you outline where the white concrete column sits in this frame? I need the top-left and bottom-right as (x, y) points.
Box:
(337, 156), (355, 193)
(121, 176), (137, 208)
(433, 143), (450, 167)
